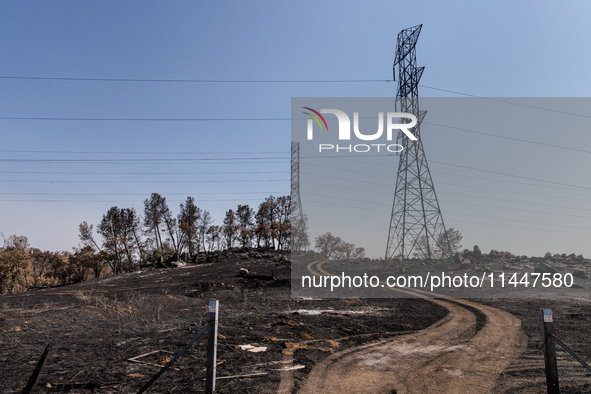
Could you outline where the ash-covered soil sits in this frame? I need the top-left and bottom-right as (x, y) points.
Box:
(0, 249), (446, 394)
(484, 297), (591, 393)
(2, 248), (591, 393)
(295, 248), (591, 392)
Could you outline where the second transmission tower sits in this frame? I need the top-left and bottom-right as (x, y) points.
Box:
(291, 141), (308, 251)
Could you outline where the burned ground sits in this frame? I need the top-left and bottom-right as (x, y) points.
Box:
(0, 249), (446, 393)
(2, 249), (591, 393)
(484, 297), (591, 393)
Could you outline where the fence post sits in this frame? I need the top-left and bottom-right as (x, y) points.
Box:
(541, 309), (560, 394)
(205, 300), (219, 394)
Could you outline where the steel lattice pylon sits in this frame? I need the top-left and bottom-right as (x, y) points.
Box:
(290, 141), (308, 251)
(385, 25), (454, 266)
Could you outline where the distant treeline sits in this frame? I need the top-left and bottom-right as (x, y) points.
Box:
(0, 193), (300, 294)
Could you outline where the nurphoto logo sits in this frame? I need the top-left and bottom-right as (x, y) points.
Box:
(303, 107), (418, 153)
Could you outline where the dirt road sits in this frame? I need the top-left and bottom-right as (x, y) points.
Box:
(296, 261), (527, 393)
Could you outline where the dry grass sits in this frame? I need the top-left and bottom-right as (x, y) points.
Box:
(73, 290), (94, 304)
(74, 290), (136, 316)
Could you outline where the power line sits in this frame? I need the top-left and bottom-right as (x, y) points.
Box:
(301, 168), (591, 215)
(0, 157), (287, 163)
(423, 121), (591, 155)
(305, 198), (386, 213)
(0, 191), (284, 196)
(303, 176), (591, 205)
(0, 170), (288, 176)
(2, 159), (586, 200)
(0, 73), (585, 114)
(2, 74), (589, 119)
(302, 176), (591, 220)
(302, 196), (591, 236)
(2, 73), (590, 122)
(301, 170), (393, 188)
(0, 149), (287, 155)
(430, 160), (591, 191)
(302, 180), (392, 195)
(302, 158), (591, 193)
(3, 118), (590, 158)
(0, 179), (288, 184)
(446, 218), (591, 237)
(436, 181), (591, 203)
(307, 191), (591, 230)
(0, 116), (293, 121)
(440, 200), (591, 220)
(0, 160), (287, 166)
(431, 170), (591, 193)
(0, 197), (282, 204)
(446, 211), (591, 231)
(438, 191), (591, 212)
(303, 192), (390, 207)
(0, 76), (391, 83)
(419, 84), (591, 120)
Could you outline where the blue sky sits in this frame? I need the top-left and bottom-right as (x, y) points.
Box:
(1, 1), (590, 257)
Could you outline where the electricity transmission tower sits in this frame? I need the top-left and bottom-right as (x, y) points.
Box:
(385, 24), (454, 266)
(291, 141), (308, 251)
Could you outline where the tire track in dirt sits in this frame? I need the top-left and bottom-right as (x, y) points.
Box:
(277, 352), (295, 394)
(293, 260), (527, 394)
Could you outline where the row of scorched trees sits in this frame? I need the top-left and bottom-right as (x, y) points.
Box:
(0, 194), (295, 294)
(81, 193), (292, 274)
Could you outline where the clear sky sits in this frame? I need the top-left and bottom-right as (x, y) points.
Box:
(1, 1), (590, 257)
